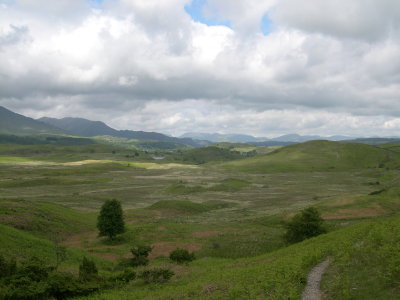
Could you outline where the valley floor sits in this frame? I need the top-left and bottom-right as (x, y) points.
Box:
(1, 143), (400, 299)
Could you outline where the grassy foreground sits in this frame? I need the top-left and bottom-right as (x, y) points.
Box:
(74, 217), (400, 299)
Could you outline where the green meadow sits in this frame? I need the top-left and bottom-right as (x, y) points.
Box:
(1, 140), (400, 299)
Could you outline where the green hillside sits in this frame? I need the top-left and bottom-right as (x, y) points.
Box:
(0, 106), (65, 135)
(75, 216), (400, 300)
(223, 140), (400, 172)
(0, 199), (95, 240)
(175, 146), (243, 164)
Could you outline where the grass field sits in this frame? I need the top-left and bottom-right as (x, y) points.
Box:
(1, 141), (400, 298)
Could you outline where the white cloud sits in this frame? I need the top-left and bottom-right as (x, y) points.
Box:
(0, 0), (400, 137)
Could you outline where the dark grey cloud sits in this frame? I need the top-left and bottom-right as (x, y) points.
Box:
(272, 0), (400, 42)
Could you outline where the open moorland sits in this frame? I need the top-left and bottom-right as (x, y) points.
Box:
(1, 140), (400, 299)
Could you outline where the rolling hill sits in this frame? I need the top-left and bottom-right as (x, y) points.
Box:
(181, 132), (354, 143)
(39, 117), (209, 147)
(223, 140), (400, 172)
(0, 106), (66, 135)
(180, 132), (264, 143)
(173, 146), (244, 164)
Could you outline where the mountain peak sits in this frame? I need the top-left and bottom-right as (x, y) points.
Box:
(0, 106), (65, 135)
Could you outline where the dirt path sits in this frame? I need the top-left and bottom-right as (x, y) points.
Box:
(301, 258), (331, 300)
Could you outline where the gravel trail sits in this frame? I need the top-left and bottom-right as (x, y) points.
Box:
(301, 258), (331, 300)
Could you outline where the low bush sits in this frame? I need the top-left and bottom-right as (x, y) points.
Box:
(0, 256), (101, 299)
(109, 267), (136, 284)
(79, 257), (98, 281)
(169, 248), (195, 264)
(139, 268), (174, 284)
(130, 245), (152, 267)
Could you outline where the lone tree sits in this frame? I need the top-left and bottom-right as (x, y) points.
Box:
(97, 199), (125, 240)
(284, 207), (326, 244)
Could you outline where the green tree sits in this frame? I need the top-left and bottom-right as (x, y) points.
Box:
(284, 207), (326, 244)
(97, 199), (125, 240)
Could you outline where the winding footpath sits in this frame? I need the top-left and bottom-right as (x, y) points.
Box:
(301, 259), (332, 300)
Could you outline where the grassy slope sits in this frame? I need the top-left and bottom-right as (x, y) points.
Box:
(0, 199), (95, 239)
(76, 216), (400, 300)
(223, 140), (400, 172)
(176, 146), (243, 164)
(0, 224), (111, 271)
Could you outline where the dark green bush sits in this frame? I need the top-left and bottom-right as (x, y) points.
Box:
(47, 272), (100, 299)
(139, 268), (174, 284)
(0, 256), (102, 300)
(169, 248), (195, 264)
(79, 257), (98, 281)
(284, 207), (326, 244)
(130, 245), (152, 267)
(0, 254), (16, 278)
(0, 257), (50, 299)
(109, 267), (136, 284)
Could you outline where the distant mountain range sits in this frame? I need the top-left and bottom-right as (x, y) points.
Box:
(0, 106), (209, 147)
(39, 117), (210, 147)
(180, 132), (353, 143)
(2, 105), (399, 147)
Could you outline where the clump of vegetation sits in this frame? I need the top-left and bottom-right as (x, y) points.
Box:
(139, 268), (174, 284)
(0, 256), (101, 299)
(284, 207), (326, 244)
(130, 245), (152, 267)
(209, 178), (251, 192)
(97, 199), (125, 240)
(165, 182), (205, 194)
(79, 257), (99, 281)
(169, 248), (196, 264)
(109, 267), (136, 284)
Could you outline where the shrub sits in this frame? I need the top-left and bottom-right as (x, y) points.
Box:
(284, 207), (326, 244)
(169, 248), (195, 264)
(139, 268), (174, 284)
(0, 256), (101, 299)
(0, 257), (51, 299)
(130, 245), (152, 267)
(47, 272), (96, 299)
(110, 267), (136, 283)
(0, 254), (16, 278)
(79, 257), (98, 281)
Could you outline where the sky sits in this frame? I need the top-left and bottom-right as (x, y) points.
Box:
(0, 0), (400, 138)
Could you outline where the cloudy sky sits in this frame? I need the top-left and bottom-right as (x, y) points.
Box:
(0, 0), (400, 137)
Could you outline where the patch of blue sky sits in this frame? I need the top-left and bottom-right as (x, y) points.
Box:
(261, 13), (273, 35)
(89, 0), (104, 8)
(184, 0), (232, 28)
(0, 0), (15, 6)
